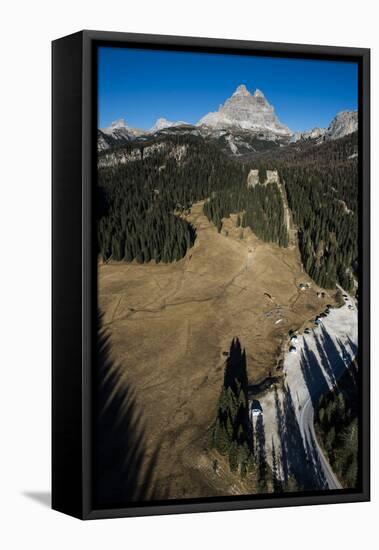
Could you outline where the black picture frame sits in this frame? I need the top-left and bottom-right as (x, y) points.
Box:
(52, 30), (370, 520)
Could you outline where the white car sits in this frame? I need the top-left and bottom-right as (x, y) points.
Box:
(250, 400), (263, 417)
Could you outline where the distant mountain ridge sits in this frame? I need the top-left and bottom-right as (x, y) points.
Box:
(97, 87), (358, 153)
(292, 110), (358, 143)
(150, 117), (189, 133)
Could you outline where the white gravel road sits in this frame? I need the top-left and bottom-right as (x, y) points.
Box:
(251, 295), (358, 491)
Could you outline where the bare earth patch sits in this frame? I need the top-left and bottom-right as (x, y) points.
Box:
(98, 201), (338, 499)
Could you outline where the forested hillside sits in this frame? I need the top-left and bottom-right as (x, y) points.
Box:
(97, 135), (289, 263)
(204, 181), (288, 246)
(98, 131), (358, 293)
(260, 132), (358, 290)
(97, 136), (249, 262)
(315, 364), (359, 488)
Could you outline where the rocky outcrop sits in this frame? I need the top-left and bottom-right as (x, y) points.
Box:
(150, 117), (188, 133)
(325, 110), (358, 140)
(292, 111), (358, 143)
(247, 169), (279, 188)
(98, 142), (188, 168)
(98, 119), (144, 150)
(247, 169), (259, 188)
(291, 127), (326, 143)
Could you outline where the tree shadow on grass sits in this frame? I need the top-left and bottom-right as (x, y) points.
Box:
(224, 338), (248, 396)
(93, 312), (164, 508)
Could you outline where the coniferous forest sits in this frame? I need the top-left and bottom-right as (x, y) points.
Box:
(97, 136), (248, 262)
(98, 130), (358, 293)
(314, 364), (359, 488)
(203, 181), (289, 247)
(261, 132), (359, 290)
(98, 135), (289, 265)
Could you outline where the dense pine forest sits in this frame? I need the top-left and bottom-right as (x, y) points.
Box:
(314, 364), (359, 488)
(204, 179), (289, 247)
(98, 130), (358, 294)
(261, 132), (359, 290)
(98, 135), (289, 264)
(97, 136), (248, 262)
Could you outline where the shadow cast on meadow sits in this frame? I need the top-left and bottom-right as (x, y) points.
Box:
(93, 312), (165, 508)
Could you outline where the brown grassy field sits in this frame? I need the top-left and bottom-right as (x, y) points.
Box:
(97, 201), (337, 500)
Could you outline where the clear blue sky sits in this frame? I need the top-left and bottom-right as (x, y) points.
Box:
(98, 46), (358, 133)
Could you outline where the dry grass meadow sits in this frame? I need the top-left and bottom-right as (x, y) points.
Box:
(98, 201), (338, 499)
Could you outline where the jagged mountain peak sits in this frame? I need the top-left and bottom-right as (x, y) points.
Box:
(150, 117), (189, 133)
(101, 118), (131, 138)
(150, 117), (174, 132)
(253, 88), (265, 98)
(326, 110), (358, 140)
(197, 85), (291, 136)
(232, 84), (251, 97)
(293, 110), (358, 143)
(98, 118), (144, 150)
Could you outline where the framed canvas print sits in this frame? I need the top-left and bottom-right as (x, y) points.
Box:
(52, 30), (370, 519)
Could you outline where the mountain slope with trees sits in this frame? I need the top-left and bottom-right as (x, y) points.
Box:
(314, 364), (359, 488)
(257, 132), (358, 290)
(97, 136), (248, 262)
(97, 135), (289, 263)
(98, 130), (358, 293)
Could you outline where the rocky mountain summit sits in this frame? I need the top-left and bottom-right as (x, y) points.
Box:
(197, 84), (292, 137)
(98, 119), (144, 151)
(150, 117), (189, 133)
(325, 110), (358, 140)
(293, 110), (358, 143)
(102, 118), (143, 138)
(97, 89), (358, 154)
